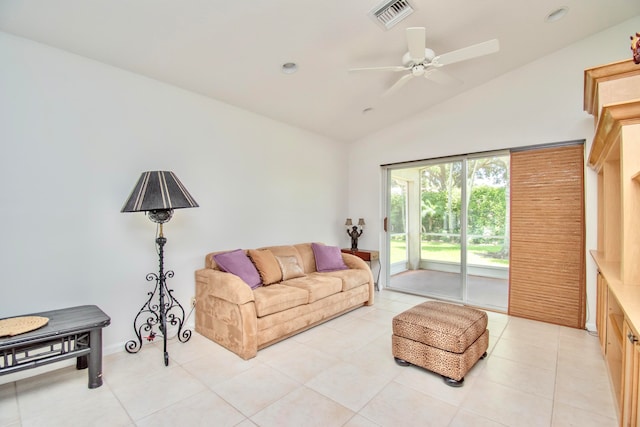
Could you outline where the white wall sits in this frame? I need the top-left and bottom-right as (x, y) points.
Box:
(348, 15), (640, 331)
(0, 32), (349, 355)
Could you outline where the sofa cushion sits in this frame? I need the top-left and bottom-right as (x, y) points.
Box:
(213, 249), (262, 289)
(261, 245), (303, 265)
(316, 269), (370, 292)
(293, 243), (316, 273)
(276, 255), (305, 280)
(281, 274), (343, 303)
(311, 243), (348, 272)
(253, 284), (309, 317)
(248, 249), (282, 285)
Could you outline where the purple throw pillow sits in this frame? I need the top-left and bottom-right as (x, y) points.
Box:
(312, 243), (348, 272)
(213, 249), (262, 289)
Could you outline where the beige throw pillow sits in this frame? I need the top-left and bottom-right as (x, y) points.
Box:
(276, 255), (305, 280)
(248, 249), (282, 285)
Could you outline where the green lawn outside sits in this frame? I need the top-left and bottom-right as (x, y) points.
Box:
(390, 240), (508, 267)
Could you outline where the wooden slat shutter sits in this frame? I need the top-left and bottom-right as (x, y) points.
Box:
(509, 144), (586, 328)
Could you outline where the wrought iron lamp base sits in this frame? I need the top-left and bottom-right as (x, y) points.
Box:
(125, 235), (191, 366)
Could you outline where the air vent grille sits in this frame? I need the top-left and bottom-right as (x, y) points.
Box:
(369, 0), (415, 30)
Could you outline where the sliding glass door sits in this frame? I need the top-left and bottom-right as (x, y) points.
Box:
(385, 152), (509, 311)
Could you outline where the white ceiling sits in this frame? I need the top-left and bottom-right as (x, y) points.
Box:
(1, 0), (639, 142)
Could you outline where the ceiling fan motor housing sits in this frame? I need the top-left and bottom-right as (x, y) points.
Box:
(402, 48), (435, 66)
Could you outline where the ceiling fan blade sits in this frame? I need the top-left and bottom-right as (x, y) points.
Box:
(406, 27), (426, 63)
(349, 65), (409, 73)
(424, 68), (462, 86)
(383, 73), (414, 97)
(434, 39), (500, 66)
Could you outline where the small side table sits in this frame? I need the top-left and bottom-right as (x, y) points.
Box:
(342, 249), (381, 291)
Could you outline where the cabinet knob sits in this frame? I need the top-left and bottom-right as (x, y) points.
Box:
(628, 332), (638, 343)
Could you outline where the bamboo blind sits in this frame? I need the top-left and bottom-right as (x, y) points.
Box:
(509, 144), (586, 328)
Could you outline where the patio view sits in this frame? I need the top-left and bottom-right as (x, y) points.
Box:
(387, 154), (510, 311)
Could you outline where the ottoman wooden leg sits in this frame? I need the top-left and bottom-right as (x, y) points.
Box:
(442, 351), (487, 387)
(394, 357), (411, 366)
(443, 376), (464, 387)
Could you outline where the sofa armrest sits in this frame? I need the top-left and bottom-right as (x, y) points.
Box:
(341, 253), (369, 271)
(195, 268), (259, 359)
(195, 268), (255, 305)
(341, 253), (375, 305)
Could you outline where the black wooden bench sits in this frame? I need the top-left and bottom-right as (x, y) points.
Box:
(0, 305), (111, 388)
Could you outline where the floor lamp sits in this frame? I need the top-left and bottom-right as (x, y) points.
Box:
(121, 171), (199, 366)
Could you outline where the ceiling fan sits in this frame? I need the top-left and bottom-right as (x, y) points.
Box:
(350, 27), (499, 96)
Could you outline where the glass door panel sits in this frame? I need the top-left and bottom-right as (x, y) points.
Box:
(419, 161), (463, 301)
(388, 176), (408, 276)
(464, 155), (509, 311)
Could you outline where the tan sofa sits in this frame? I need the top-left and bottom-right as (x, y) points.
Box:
(195, 242), (375, 359)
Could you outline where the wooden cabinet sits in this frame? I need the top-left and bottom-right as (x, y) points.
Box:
(585, 59), (640, 426)
(585, 59), (640, 283)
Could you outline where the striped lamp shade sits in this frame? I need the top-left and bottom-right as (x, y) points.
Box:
(121, 171), (198, 218)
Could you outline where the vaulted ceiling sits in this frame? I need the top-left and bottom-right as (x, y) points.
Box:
(1, 0), (639, 141)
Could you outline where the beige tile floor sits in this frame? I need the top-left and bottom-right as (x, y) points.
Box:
(0, 290), (618, 427)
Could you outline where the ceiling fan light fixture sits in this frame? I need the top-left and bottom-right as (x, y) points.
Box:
(411, 64), (425, 76)
(281, 62), (298, 74)
(545, 6), (568, 23)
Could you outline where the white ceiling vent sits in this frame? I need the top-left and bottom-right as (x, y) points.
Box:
(369, 0), (415, 30)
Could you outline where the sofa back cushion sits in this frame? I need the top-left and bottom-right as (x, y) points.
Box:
(205, 251), (224, 269)
(293, 243), (317, 273)
(275, 255), (305, 280)
(259, 245), (302, 267)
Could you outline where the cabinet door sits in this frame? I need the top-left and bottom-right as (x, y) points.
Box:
(597, 272), (607, 354)
(634, 341), (640, 427)
(622, 321), (640, 426)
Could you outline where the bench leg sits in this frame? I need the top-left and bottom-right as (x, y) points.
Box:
(76, 355), (88, 370)
(87, 328), (104, 389)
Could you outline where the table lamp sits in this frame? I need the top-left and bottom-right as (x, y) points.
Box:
(346, 218), (365, 251)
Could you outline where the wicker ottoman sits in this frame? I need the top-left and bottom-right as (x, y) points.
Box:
(392, 301), (488, 387)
